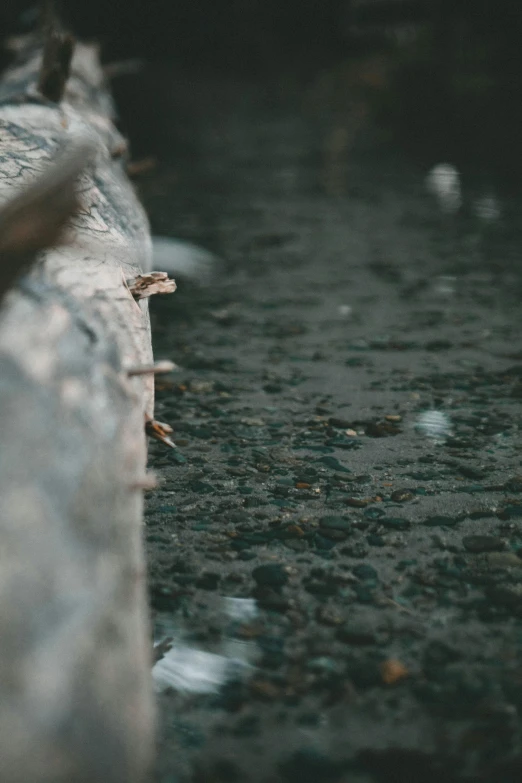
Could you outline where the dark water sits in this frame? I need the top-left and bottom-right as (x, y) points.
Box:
(136, 67), (522, 782)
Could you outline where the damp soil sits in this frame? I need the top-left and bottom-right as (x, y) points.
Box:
(136, 67), (522, 783)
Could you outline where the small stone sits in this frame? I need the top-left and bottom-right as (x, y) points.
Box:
(319, 528), (349, 541)
(240, 417), (266, 427)
(328, 417), (352, 428)
(424, 515), (459, 527)
(253, 586), (290, 611)
(380, 659), (409, 684)
(423, 641), (461, 668)
(316, 456), (351, 472)
(320, 515), (352, 531)
(504, 476), (522, 493)
(341, 543), (369, 558)
(458, 464), (487, 480)
(365, 421), (401, 437)
(279, 749), (341, 783)
(487, 584), (522, 608)
(316, 605), (345, 626)
(381, 517), (410, 530)
(391, 489), (414, 503)
(462, 535), (505, 553)
(196, 572), (221, 590)
(345, 497), (370, 508)
(252, 564), (289, 588)
(337, 624), (377, 645)
(304, 579), (337, 597)
(486, 552), (522, 568)
(353, 564), (378, 581)
(364, 507), (385, 519)
(250, 679), (281, 701)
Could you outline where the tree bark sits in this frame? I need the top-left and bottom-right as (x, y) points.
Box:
(0, 30), (165, 783)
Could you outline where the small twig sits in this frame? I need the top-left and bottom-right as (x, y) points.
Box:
(145, 414), (176, 449)
(103, 59), (145, 80)
(127, 271), (177, 300)
(379, 596), (416, 616)
(129, 472), (159, 491)
(127, 360), (177, 377)
(127, 157), (157, 178)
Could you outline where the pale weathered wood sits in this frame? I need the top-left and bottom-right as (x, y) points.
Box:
(0, 25), (169, 783)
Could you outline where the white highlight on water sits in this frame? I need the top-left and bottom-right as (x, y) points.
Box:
(151, 236), (218, 284)
(415, 410), (452, 441)
(152, 598), (258, 694)
(472, 194), (501, 222)
(425, 163), (461, 214)
(152, 647), (231, 694)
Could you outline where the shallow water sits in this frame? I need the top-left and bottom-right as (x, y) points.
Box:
(137, 68), (522, 782)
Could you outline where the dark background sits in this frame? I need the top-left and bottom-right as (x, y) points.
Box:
(2, 2), (522, 70)
(3, 2), (522, 179)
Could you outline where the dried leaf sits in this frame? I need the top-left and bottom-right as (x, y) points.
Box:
(127, 272), (177, 300)
(145, 415), (175, 448)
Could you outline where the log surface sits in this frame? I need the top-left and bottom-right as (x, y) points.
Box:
(0, 34), (158, 783)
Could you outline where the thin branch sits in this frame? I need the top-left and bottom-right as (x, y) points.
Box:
(127, 360), (177, 377)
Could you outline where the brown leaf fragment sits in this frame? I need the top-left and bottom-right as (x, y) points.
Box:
(127, 272), (177, 300)
(145, 415), (176, 448)
(127, 360), (176, 377)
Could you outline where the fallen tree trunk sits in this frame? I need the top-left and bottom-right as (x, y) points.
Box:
(0, 25), (171, 783)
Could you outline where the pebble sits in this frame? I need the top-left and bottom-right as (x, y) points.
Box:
(352, 564), (378, 581)
(316, 605), (346, 626)
(391, 489), (414, 503)
(319, 515), (352, 531)
(337, 624), (377, 645)
(462, 535), (505, 553)
(252, 564), (289, 588)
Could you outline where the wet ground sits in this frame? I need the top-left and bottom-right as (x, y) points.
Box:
(135, 67), (522, 782)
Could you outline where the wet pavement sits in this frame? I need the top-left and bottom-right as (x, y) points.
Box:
(136, 68), (522, 782)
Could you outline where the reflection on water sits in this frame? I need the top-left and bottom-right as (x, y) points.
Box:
(153, 598), (258, 695)
(472, 193), (500, 222)
(153, 647), (234, 694)
(151, 236), (219, 284)
(425, 163), (462, 214)
(415, 410), (452, 441)
(431, 275), (456, 299)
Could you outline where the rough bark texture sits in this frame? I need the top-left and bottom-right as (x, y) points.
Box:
(0, 34), (158, 783)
